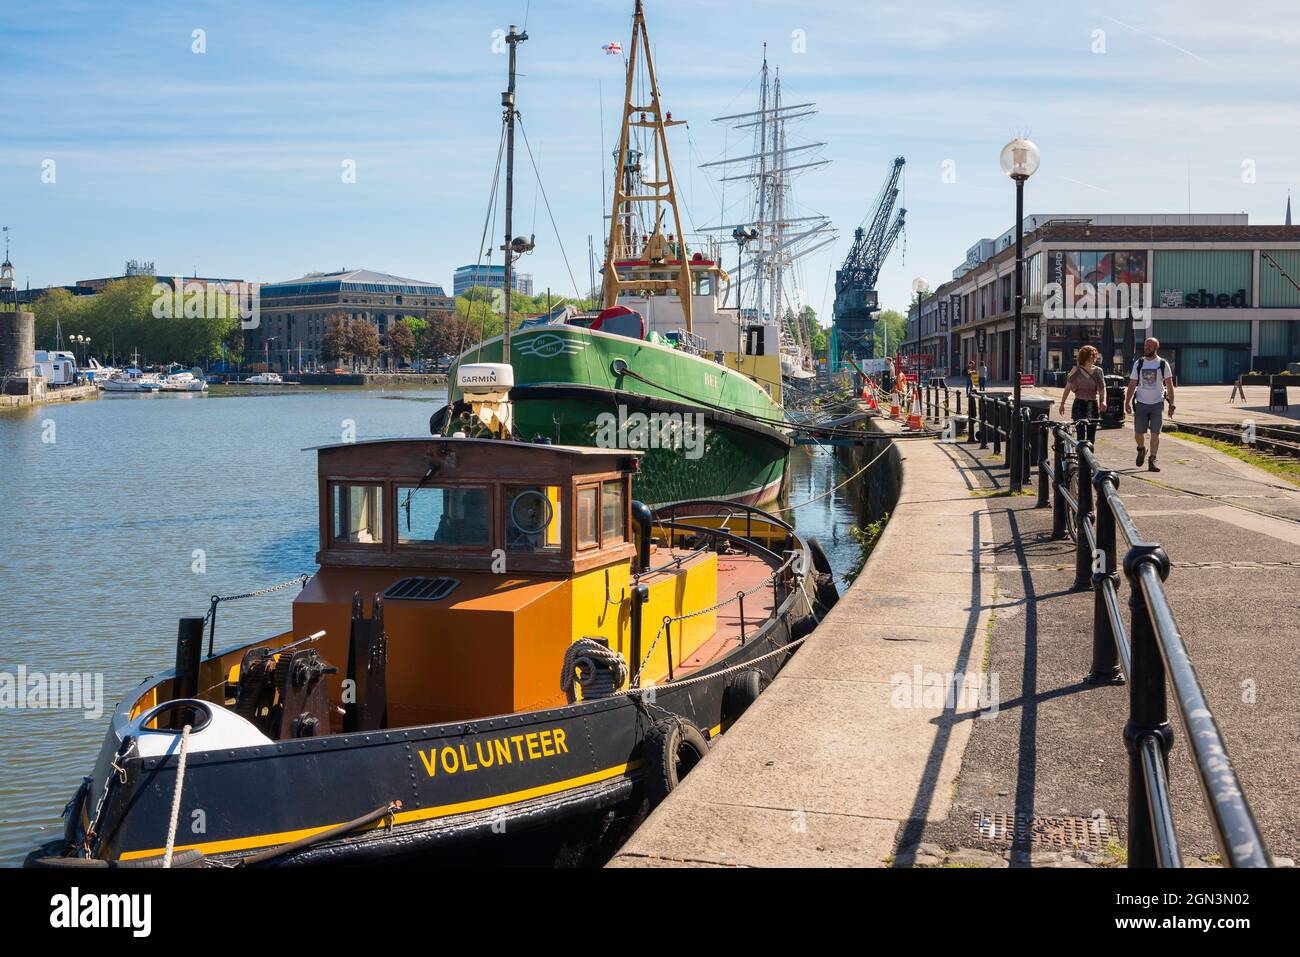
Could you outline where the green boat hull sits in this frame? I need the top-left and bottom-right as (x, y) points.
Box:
(450, 326), (791, 508)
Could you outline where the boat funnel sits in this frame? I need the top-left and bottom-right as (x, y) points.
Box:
(457, 362), (515, 437)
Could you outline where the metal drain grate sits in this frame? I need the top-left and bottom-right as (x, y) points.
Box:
(972, 811), (1117, 850)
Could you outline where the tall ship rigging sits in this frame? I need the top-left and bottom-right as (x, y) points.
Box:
(701, 52), (836, 389)
(442, 0), (791, 509)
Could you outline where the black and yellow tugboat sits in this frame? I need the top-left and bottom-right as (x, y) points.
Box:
(28, 363), (834, 867)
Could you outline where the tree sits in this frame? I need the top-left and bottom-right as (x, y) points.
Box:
(29, 276), (237, 366)
(320, 314), (350, 366)
(874, 309), (908, 357)
(346, 318), (380, 370)
(387, 318), (416, 365)
(425, 312), (474, 359)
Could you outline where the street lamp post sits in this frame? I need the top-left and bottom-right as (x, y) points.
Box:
(732, 226), (758, 357)
(999, 137), (1040, 493)
(911, 276), (929, 387)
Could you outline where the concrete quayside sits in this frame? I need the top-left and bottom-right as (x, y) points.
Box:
(611, 383), (1299, 868)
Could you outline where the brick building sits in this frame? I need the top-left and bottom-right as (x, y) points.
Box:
(248, 269), (454, 371)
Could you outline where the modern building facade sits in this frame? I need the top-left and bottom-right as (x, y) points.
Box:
(904, 214), (1300, 384)
(248, 269), (454, 371)
(452, 263), (533, 297)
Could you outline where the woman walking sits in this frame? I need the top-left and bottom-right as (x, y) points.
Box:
(1059, 344), (1107, 445)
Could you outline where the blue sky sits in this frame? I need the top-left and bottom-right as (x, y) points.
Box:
(3, 0), (1297, 319)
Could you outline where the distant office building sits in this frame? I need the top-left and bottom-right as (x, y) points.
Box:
(249, 268), (453, 371)
(903, 213), (1300, 385)
(15, 264), (250, 305)
(453, 264), (533, 297)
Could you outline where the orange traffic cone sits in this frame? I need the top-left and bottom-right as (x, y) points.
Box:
(905, 387), (923, 430)
(888, 388), (902, 419)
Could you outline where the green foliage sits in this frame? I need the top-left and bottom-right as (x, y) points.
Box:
(843, 511), (889, 583)
(452, 286), (601, 353)
(874, 309), (908, 357)
(29, 276), (240, 366)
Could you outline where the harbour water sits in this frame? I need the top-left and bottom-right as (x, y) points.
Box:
(0, 387), (871, 865)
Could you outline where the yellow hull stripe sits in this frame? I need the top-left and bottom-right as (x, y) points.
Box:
(119, 759), (639, 861)
(118, 720), (728, 861)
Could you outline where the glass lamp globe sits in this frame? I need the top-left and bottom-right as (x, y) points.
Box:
(999, 138), (1040, 180)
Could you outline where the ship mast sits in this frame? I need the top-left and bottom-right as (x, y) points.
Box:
(501, 24), (528, 363)
(755, 49), (768, 324)
(603, 0), (694, 331)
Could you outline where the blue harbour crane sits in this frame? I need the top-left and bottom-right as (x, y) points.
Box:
(832, 156), (906, 362)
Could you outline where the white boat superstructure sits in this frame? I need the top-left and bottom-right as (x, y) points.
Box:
(100, 368), (162, 393)
(160, 370), (209, 392)
(242, 372), (284, 385)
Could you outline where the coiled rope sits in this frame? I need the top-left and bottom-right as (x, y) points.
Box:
(561, 638), (629, 703)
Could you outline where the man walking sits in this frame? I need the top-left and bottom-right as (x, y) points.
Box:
(1125, 336), (1175, 472)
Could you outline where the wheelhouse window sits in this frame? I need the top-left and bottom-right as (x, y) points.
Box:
(577, 486), (599, 550)
(505, 485), (563, 552)
(397, 485), (489, 547)
(332, 484), (384, 544)
(602, 480), (626, 542)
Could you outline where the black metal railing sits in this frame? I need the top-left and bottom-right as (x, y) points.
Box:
(921, 383), (1045, 493)
(1033, 424), (1270, 868)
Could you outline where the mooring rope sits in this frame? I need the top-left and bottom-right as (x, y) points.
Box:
(162, 724), (191, 868)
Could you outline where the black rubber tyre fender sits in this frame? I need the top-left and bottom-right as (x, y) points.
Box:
(25, 840), (107, 868)
(641, 716), (709, 808)
(24, 841), (206, 869)
(722, 668), (766, 723)
(806, 537), (834, 576)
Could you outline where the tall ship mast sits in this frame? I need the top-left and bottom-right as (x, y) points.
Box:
(703, 51), (835, 382)
(441, 0), (792, 509)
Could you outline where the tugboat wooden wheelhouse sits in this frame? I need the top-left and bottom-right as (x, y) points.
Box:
(32, 430), (831, 866)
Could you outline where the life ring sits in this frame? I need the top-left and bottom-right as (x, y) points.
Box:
(722, 668), (766, 723)
(641, 716), (709, 808)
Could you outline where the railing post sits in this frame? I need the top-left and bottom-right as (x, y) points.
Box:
(1051, 428), (1068, 538)
(1009, 406), (1022, 492)
(1034, 421), (1049, 507)
(992, 400), (1002, 457)
(1073, 442), (1094, 589)
(979, 395), (988, 448)
(1087, 471), (1125, 685)
(1122, 544), (1175, 868)
(1021, 409), (1032, 486)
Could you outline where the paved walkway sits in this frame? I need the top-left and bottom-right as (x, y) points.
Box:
(912, 418), (1300, 866)
(609, 418), (998, 867)
(609, 403), (1300, 867)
